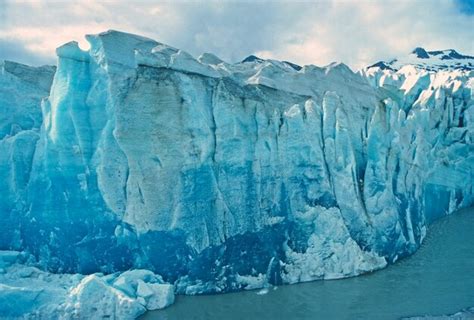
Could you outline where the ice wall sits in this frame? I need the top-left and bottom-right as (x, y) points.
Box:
(0, 61), (55, 248)
(1, 31), (472, 294)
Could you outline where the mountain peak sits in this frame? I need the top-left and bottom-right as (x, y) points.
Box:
(241, 55), (265, 63)
(427, 49), (474, 60)
(368, 47), (474, 72)
(411, 47), (430, 59)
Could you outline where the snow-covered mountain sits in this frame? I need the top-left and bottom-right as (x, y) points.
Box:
(0, 31), (473, 318)
(368, 47), (474, 72)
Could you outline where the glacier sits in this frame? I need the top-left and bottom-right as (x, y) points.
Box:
(0, 30), (473, 318)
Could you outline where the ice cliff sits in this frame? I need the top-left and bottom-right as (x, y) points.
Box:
(0, 30), (473, 318)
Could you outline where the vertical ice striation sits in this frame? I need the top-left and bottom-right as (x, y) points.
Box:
(0, 61), (56, 249)
(0, 31), (473, 295)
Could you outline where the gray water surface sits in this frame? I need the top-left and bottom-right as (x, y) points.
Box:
(144, 207), (474, 320)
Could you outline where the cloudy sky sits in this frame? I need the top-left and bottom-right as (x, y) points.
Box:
(0, 0), (473, 70)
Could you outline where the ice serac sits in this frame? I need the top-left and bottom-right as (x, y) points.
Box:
(0, 30), (473, 304)
(0, 61), (56, 248)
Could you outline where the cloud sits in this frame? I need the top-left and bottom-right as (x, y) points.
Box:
(1, 0), (473, 70)
(0, 38), (55, 66)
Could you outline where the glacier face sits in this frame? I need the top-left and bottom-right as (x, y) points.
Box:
(0, 61), (55, 248)
(1, 30), (473, 296)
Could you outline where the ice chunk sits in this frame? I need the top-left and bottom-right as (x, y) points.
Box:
(136, 280), (175, 310)
(64, 275), (146, 319)
(0, 252), (175, 318)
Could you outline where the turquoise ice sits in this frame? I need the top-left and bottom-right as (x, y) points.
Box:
(0, 30), (472, 309)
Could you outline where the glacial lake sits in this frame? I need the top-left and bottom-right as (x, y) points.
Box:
(144, 207), (474, 320)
